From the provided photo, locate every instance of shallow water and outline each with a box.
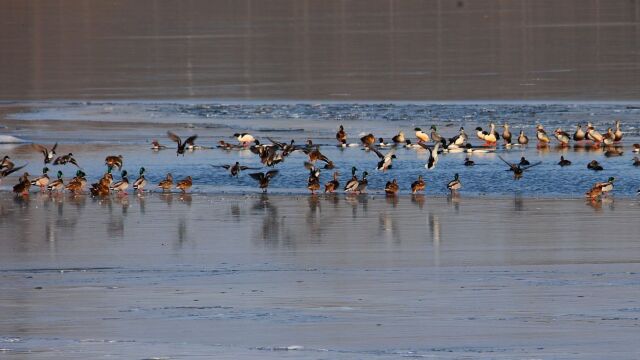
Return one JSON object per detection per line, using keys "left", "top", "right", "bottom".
{"left": 1, "top": 193, "right": 639, "bottom": 359}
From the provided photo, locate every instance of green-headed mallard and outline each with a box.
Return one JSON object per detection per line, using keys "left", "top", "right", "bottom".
{"left": 447, "top": 173, "right": 461, "bottom": 192}
{"left": 585, "top": 177, "right": 615, "bottom": 199}
{"left": 110, "top": 170, "right": 129, "bottom": 193}
{"left": 133, "top": 167, "right": 147, "bottom": 192}
{"left": 344, "top": 166, "right": 359, "bottom": 193}
{"left": 31, "top": 167, "right": 50, "bottom": 190}
{"left": 47, "top": 171, "right": 65, "bottom": 192}
{"left": 356, "top": 171, "right": 368, "bottom": 194}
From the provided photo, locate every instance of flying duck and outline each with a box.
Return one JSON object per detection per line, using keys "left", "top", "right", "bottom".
{"left": 216, "top": 162, "right": 259, "bottom": 177}
{"left": 32, "top": 143, "right": 57, "bottom": 164}
{"left": 53, "top": 153, "right": 79, "bottom": 167}
{"left": 369, "top": 146, "right": 396, "bottom": 171}
{"left": 420, "top": 142, "right": 440, "bottom": 170}
{"left": 498, "top": 155, "right": 542, "bottom": 179}
{"left": 167, "top": 131, "right": 198, "bottom": 155}
{"left": 249, "top": 170, "right": 279, "bottom": 192}
{"left": 105, "top": 155, "right": 123, "bottom": 170}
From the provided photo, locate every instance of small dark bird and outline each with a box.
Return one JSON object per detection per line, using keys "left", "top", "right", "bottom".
{"left": 336, "top": 125, "right": 347, "bottom": 145}
{"left": 587, "top": 160, "right": 604, "bottom": 171}
{"left": 249, "top": 170, "right": 279, "bottom": 192}
{"left": 53, "top": 153, "right": 79, "bottom": 167}
{"left": 167, "top": 131, "right": 198, "bottom": 156}
{"left": 633, "top": 156, "right": 640, "bottom": 167}
{"left": 498, "top": 155, "right": 542, "bottom": 179}
{"left": 307, "top": 166, "right": 321, "bottom": 194}
{"left": 519, "top": 157, "right": 530, "bottom": 166}
{"left": 464, "top": 157, "right": 475, "bottom": 166}
{"left": 558, "top": 156, "right": 572, "bottom": 167}
{"left": 215, "top": 162, "right": 259, "bottom": 177}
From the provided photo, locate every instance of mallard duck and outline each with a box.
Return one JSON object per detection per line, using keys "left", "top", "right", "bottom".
{"left": 267, "top": 137, "right": 297, "bottom": 156}
{"left": 411, "top": 175, "right": 425, "bottom": 193}
{"left": 384, "top": 179, "right": 399, "bottom": 195}
{"left": 421, "top": 142, "right": 440, "bottom": 170}
{"left": 176, "top": 176, "right": 192, "bottom": 193}
{"left": 464, "top": 157, "right": 475, "bottom": 166}
{"left": 31, "top": 143, "right": 58, "bottom": 164}
{"left": 502, "top": 123, "right": 512, "bottom": 144}
{"left": 158, "top": 173, "right": 173, "bottom": 191}
{"left": 447, "top": 173, "right": 461, "bottom": 192}
{"left": 519, "top": 157, "right": 530, "bottom": 166}
{"left": 249, "top": 170, "right": 278, "bottom": 192}
{"left": 336, "top": 125, "right": 347, "bottom": 145}
{"left": 392, "top": 131, "right": 405, "bottom": 145}
{"left": 632, "top": 156, "right": 640, "bottom": 167}
{"left": 518, "top": 130, "right": 529, "bottom": 145}
{"left": 105, "top": 155, "right": 123, "bottom": 170}
{"left": 215, "top": 162, "right": 258, "bottom": 177}
{"left": 31, "top": 167, "right": 50, "bottom": 190}
{"left": 307, "top": 166, "right": 321, "bottom": 194}
{"left": 414, "top": 128, "right": 430, "bottom": 143}
{"left": 585, "top": 177, "right": 615, "bottom": 199}
{"left": 47, "top": 170, "right": 65, "bottom": 192}
{"left": 53, "top": 153, "right": 79, "bottom": 167}
{"left": 344, "top": 166, "right": 359, "bottom": 192}
{"left": 587, "top": 160, "right": 603, "bottom": 171}
{"left": 303, "top": 147, "right": 331, "bottom": 165}
{"left": 151, "top": 139, "right": 167, "bottom": 150}
{"left": 0, "top": 155, "right": 13, "bottom": 171}
{"left": 554, "top": 128, "right": 571, "bottom": 146}
{"left": 430, "top": 125, "right": 443, "bottom": 144}
{"left": 217, "top": 140, "right": 241, "bottom": 150}
{"left": 0, "top": 159, "right": 25, "bottom": 181}
{"left": 602, "top": 128, "right": 615, "bottom": 146}
{"left": 614, "top": 120, "right": 623, "bottom": 142}
{"left": 133, "top": 167, "right": 147, "bottom": 192}
{"left": 90, "top": 176, "right": 111, "bottom": 197}
{"left": 167, "top": 131, "right": 198, "bottom": 155}
{"left": 558, "top": 156, "right": 572, "bottom": 166}
{"left": 360, "top": 133, "right": 375, "bottom": 147}
{"left": 234, "top": 133, "right": 255, "bottom": 146}
{"left": 369, "top": 146, "right": 396, "bottom": 171}
{"left": 324, "top": 171, "right": 340, "bottom": 193}
{"left": 110, "top": 170, "right": 129, "bottom": 193}
{"left": 13, "top": 172, "right": 31, "bottom": 195}
{"left": 65, "top": 170, "right": 86, "bottom": 194}
{"left": 573, "top": 124, "right": 585, "bottom": 141}
{"left": 536, "top": 125, "right": 550, "bottom": 146}
{"left": 355, "top": 171, "right": 369, "bottom": 194}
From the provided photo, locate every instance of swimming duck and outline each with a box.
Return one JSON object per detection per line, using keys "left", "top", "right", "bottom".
{"left": 151, "top": 139, "right": 167, "bottom": 150}
{"left": 217, "top": 140, "right": 242, "bottom": 150}
{"left": 464, "top": 157, "right": 475, "bottom": 166}
{"left": 558, "top": 156, "right": 572, "bottom": 166}
{"left": 411, "top": 175, "right": 425, "bottom": 193}
{"left": 602, "top": 128, "right": 615, "bottom": 146}
{"left": 430, "top": 125, "right": 443, "bottom": 144}
{"left": 12, "top": 172, "right": 31, "bottom": 195}
{"left": 633, "top": 144, "right": 640, "bottom": 153}
{"left": 536, "top": 125, "right": 550, "bottom": 146}
{"left": 414, "top": 128, "right": 430, "bottom": 143}
{"left": 53, "top": 153, "right": 79, "bottom": 167}
{"left": 110, "top": 170, "right": 129, "bottom": 194}
{"left": 249, "top": 170, "right": 278, "bottom": 192}
{"left": 585, "top": 177, "right": 615, "bottom": 199}
{"left": 105, "top": 155, "right": 123, "bottom": 170}
{"left": 360, "top": 133, "right": 376, "bottom": 147}
{"left": 133, "top": 167, "right": 147, "bottom": 192}
{"left": 392, "top": 131, "right": 405, "bottom": 145}
{"left": 421, "top": 142, "right": 440, "bottom": 170}
{"left": 404, "top": 139, "right": 422, "bottom": 149}
{"left": 336, "top": 125, "right": 347, "bottom": 145}
{"left": 31, "top": 167, "right": 50, "bottom": 190}
{"left": 447, "top": 173, "right": 461, "bottom": 192}
{"left": 47, "top": 171, "right": 65, "bottom": 192}
{"left": 307, "top": 166, "right": 321, "bottom": 194}
{"left": 158, "top": 173, "right": 174, "bottom": 191}
{"left": 216, "top": 162, "right": 258, "bottom": 177}
{"left": 384, "top": 179, "right": 399, "bottom": 195}
{"left": 518, "top": 130, "right": 529, "bottom": 145}
{"left": 632, "top": 156, "right": 640, "bottom": 167}
{"left": 587, "top": 160, "right": 603, "bottom": 171}
{"left": 573, "top": 124, "right": 586, "bottom": 141}
{"left": 604, "top": 147, "right": 623, "bottom": 157}
{"left": 519, "top": 157, "right": 530, "bottom": 166}
{"left": 234, "top": 133, "right": 256, "bottom": 147}
{"left": 502, "top": 123, "right": 512, "bottom": 144}
{"left": 32, "top": 143, "right": 57, "bottom": 164}
{"left": 554, "top": 128, "right": 571, "bottom": 147}
{"left": 344, "top": 167, "right": 359, "bottom": 193}
{"left": 369, "top": 146, "right": 396, "bottom": 171}
{"left": 377, "top": 138, "right": 391, "bottom": 148}
{"left": 355, "top": 171, "right": 369, "bottom": 194}
{"left": 167, "top": 131, "right": 198, "bottom": 155}
{"left": 176, "top": 176, "right": 192, "bottom": 193}
{"left": 324, "top": 171, "right": 340, "bottom": 193}
{"left": 614, "top": 120, "right": 623, "bottom": 142}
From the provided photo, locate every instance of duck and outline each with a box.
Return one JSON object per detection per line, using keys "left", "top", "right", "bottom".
{"left": 53, "top": 153, "right": 79, "bottom": 167}
{"left": 158, "top": 173, "right": 174, "bottom": 191}
{"left": 324, "top": 171, "right": 340, "bottom": 193}
{"left": 31, "top": 167, "right": 50, "bottom": 190}
{"left": 614, "top": 120, "right": 623, "bottom": 142}
{"left": 475, "top": 127, "right": 485, "bottom": 141}
{"left": 411, "top": 175, "right": 425, "bottom": 194}
{"left": 403, "top": 139, "right": 422, "bottom": 149}
{"left": 586, "top": 124, "right": 603, "bottom": 144}
{"left": 167, "top": 131, "right": 198, "bottom": 155}
{"left": 336, "top": 125, "right": 347, "bottom": 145}
{"left": 267, "top": 137, "right": 297, "bottom": 156}
{"left": 105, "top": 155, "right": 123, "bottom": 170}
{"left": 488, "top": 122, "right": 500, "bottom": 142}
{"left": 65, "top": 170, "right": 87, "bottom": 194}
{"left": 307, "top": 166, "right": 321, "bottom": 194}
{"left": 47, "top": 170, "right": 65, "bottom": 192}
{"left": 498, "top": 156, "right": 542, "bottom": 179}
{"left": 151, "top": 139, "right": 167, "bottom": 150}
{"left": 216, "top": 162, "right": 258, "bottom": 177}
{"left": 554, "top": 128, "right": 571, "bottom": 147}
{"left": 234, "top": 133, "right": 256, "bottom": 146}
{"left": 217, "top": 140, "right": 242, "bottom": 150}
{"left": 536, "top": 125, "right": 550, "bottom": 146}
{"left": 602, "top": 128, "right": 615, "bottom": 146}
{"left": 464, "top": 157, "right": 475, "bottom": 166}
{"left": 12, "top": 173, "right": 31, "bottom": 195}
{"left": 249, "top": 170, "right": 278, "bottom": 192}
{"left": 421, "top": 142, "right": 440, "bottom": 170}
{"left": 360, "top": 133, "right": 376, "bottom": 147}
{"left": 518, "top": 130, "right": 529, "bottom": 145}
{"left": 0, "top": 161, "right": 25, "bottom": 182}
{"left": 633, "top": 144, "right": 640, "bottom": 153}
{"left": 448, "top": 127, "right": 467, "bottom": 148}
{"left": 573, "top": 124, "right": 586, "bottom": 142}
{"left": 0, "top": 155, "right": 13, "bottom": 171}
{"left": 110, "top": 170, "right": 129, "bottom": 194}
{"left": 587, "top": 160, "right": 604, "bottom": 171}
{"left": 31, "top": 143, "right": 57, "bottom": 164}
{"left": 377, "top": 138, "right": 391, "bottom": 148}
{"left": 176, "top": 176, "right": 193, "bottom": 193}
{"left": 430, "top": 125, "right": 443, "bottom": 144}
{"left": 414, "top": 127, "right": 430, "bottom": 143}
{"left": 355, "top": 171, "right": 369, "bottom": 194}
{"left": 392, "top": 131, "right": 405, "bottom": 145}
{"left": 384, "top": 179, "right": 399, "bottom": 195}
{"left": 519, "top": 157, "right": 530, "bottom": 166}
{"left": 558, "top": 156, "right": 572, "bottom": 167}
{"left": 344, "top": 167, "right": 359, "bottom": 193}
{"left": 633, "top": 156, "right": 640, "bottom": 167}
{"left": 369, "top": 146, "right": 396, "bottom": 171}
{"left": 303, "top": 147, "right": 331, "bottom": 165}
{"left": 133, "top": 167, "right": 147, "bottom": 192}
{"left": 447, "top": 173, "right": 461, "bottom": 192}
{"left": 585, "top": 177, "right": 615, "bottom": 199}
{"left": 502, "top": 123, "right": 512, "bottom": 144}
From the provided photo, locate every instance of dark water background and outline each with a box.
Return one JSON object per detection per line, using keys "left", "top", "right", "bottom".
{"left": 2, "top": 0, "right": 640, "bottom": 100}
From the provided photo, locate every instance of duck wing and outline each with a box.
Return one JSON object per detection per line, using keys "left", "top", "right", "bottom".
{"left": 522, "top": 161, "right": 543, "bottom": 171}
{"left": 249, "top": 172, "right": 265, "bottom": 181}
{"left": 184, "top": 135, "right": 198, "bottom": 146}
{"left": 265, "top": 170, "right": 279, "bottom": 179}
{"left": 167, "top": 131, "right": 182, "bottom": 146}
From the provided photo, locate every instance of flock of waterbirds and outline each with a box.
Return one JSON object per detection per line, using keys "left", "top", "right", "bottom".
{"left": 2, "top": 121, "right": 640, "bottom": 200}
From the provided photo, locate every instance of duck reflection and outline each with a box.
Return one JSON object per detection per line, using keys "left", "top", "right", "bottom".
{"left": 447, "top": 193, "right": 461, "bottom": 212}
{"left": 179, "top": 193, "right": 193, "bottom": 206}
{"left": 411, "top": 194, "right": 425, "bottom": 209}
{"left": 159, "top": 192, "right": 173, "bottom": 206}
{"left": 385, "top": 194, "right": 399, "bottom": 207}
{"left": 379, "top": 211, "right": 400, "bottom": 244}
{"left": 251, "top": 194, "right": 281, "bottom": 247}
